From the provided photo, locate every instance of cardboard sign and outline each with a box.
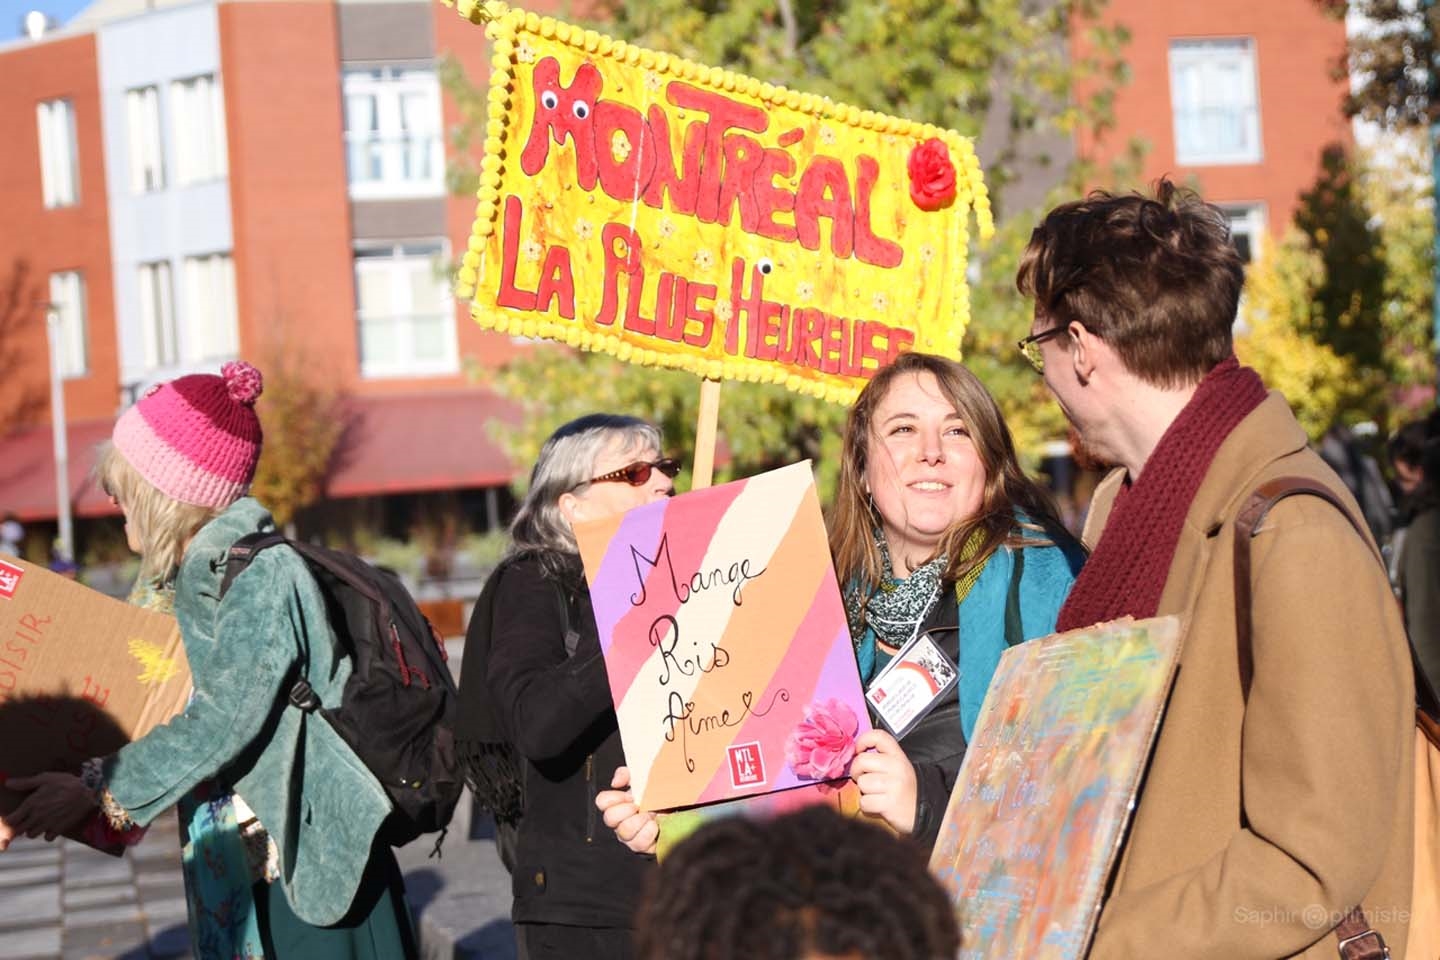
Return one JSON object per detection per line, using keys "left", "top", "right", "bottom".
{"left": 928, "top": 616, "right": 1182, "bottom": 960}
{"left": 0, "top": 560, "right": 191, "bottom": 830}
{"left": 574, "top": 461, "right": 870, "bottom": 811}
{"left": 453, "top": 5, "right": 993, "bottom": 404}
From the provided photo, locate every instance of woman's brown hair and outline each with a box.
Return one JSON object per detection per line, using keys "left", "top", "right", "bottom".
{"left": 828, "top": 352, "right": 1063, "bottom": 599}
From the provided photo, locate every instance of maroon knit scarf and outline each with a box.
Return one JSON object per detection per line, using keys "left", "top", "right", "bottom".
{"left": 1056, "top": 356, "right": 1268, "bottom": 631}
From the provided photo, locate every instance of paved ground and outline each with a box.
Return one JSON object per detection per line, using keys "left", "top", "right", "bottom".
{"left": 0, "top": 800, "right": 515, "bottom": 960}
{"left": 0, "top": 639, "right": 516, "bottom": 960}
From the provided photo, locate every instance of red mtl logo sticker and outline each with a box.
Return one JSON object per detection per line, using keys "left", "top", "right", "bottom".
{"left": 0, "top": 560, "right": 22, "bottom": 600}
{"left": 727, "top": 742, "right": 765, "bottom": 788}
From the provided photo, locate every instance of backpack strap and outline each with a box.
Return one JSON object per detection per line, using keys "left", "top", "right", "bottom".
{"left": 218, "top": 531, "right": 288, "bottom": 599}
{"left": 219, "top": 530, "right": 327, "bottom": 713}
{"left": 1234, "top": 475, "right": 1420, "bottom": 960}
{"left": 1003, "top": 545, "right": 1026, "bottom": 648}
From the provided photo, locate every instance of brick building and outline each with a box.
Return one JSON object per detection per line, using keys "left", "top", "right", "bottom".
{"left": 1073, "top": 0, "right": 1350, "bottom": 263}
{"left": 0, "top": 0, "right": 1354, "bottom": 558}
{"left": 0, "top": 0, "right": 533, "bottom": 560}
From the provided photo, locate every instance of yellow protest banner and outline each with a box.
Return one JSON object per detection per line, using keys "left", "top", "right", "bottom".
{"left": 453, "top": 3, "right": 993, "bottom": 404}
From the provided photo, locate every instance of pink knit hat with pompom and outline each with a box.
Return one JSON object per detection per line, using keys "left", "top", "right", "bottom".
{"left": 112, "top": 361, "right": 264, "bottom": 508}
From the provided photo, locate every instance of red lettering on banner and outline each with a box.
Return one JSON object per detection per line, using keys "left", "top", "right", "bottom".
{"left": 683, "top": 282, "right": 716, "bottom": 348}
{"left": 536, "top": 245, "right": 576, "bottom": 319}
{"left": 853, "top": 155, "right": 904, "bottom": 269}
{"left": 795, "top": 157, "right": 854, "bottom": 260}
{"left": 521, "top": 57, "right": 602, "bottom": 189}
{"left": 665, "top": 83, "right": 768, "bottom": 225}
{"left": 497, "top": 195, "right": 538, "bottom": 312}
{"left": 642, "top": 106, "right": 704, "bottom": 216}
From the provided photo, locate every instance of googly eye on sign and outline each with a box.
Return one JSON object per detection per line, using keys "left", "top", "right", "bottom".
{"left": 451, "top": 3, "right": 993, "bottom": 405}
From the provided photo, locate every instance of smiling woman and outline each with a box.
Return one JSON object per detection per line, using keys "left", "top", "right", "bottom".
{"left": 596, "top": 353, "right": 1087, "bottom": 858}
{"left": 826, "top": 351, "right": 1086, "bottom": 845}
{"left": 454, "top": 413, "right": 676, "bottom": 960}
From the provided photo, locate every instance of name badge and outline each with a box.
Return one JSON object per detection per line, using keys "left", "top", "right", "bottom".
{"left": 864, "top": 629, "right": 959, "bottom": 739}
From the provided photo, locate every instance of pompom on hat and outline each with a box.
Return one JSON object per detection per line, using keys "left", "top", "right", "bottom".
{"left": 112, "top": 360, "right": 264, "bottom": 509}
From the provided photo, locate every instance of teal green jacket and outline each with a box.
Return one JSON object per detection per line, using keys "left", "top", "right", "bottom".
{"left": 101, "top": 498, "right": 392, "bottom": 925}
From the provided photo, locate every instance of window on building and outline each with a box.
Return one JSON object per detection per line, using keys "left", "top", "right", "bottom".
{"left": 138, "top": 261, "right": 177, "bottom": 369}
{"left": 126, "top": 85, "right": 165, "bottom": 193}
{"left": 1169, "top": 38, "right": 1262, "bottom": 166}
{"left": 342, "top": 67, "right": 443, "bottom": 198}
{"left": 36, "top": 98, "right": 79, "bottom": 207}
{"left": 354, "top": 242, "right": 457, "bottom": 378}
{"left": 48, "top": 271, "right": 87, "bottom": 379}
{"left": 1221, "top": 204, "right": 1267, "bottom": 265}
{"left": 171, "top": 74, "right": 227, "bottom": 184}
{"left": 182, "top": 253, "right": 238, "bottom": 363}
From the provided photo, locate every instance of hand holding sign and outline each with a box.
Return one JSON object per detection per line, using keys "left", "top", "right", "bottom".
{"left": 575, "top": 462, "right": 870, "bottom": 811}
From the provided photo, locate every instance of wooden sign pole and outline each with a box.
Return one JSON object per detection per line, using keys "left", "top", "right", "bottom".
{"left": 690, "top": 378, "right": 722, "bottom": 490}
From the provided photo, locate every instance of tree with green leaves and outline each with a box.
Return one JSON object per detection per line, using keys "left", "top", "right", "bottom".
{"left": 1317, "top": 0, "right": 1439, "bottom": 130}
{"left": 1239, "top": 134, "right": 1434, "bottom": 431}
{"left": 449, "top": 0, "right": 1132, "bottom": 485}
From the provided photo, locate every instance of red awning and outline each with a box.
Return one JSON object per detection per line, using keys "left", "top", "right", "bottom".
{"left": 325, "top": 390, "right": 521, "bottom": 498}
{"left": 0, "top": 418, "right": 119, "bottom": 523}
{"left": 0, "top": 390, "right": 521, "bottom": 522}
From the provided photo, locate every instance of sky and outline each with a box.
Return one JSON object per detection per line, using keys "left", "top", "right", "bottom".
{"left": 1, "top": 0, "right": 89, "bottom": 40}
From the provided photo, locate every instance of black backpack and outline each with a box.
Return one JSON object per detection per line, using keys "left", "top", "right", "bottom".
{"left": 219, "top": 531, "right": 463, "bottom": 848}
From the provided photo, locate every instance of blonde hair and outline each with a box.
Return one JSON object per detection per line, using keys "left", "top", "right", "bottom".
{"left": 96, "top": 443, "right": 226, "bottom": 585}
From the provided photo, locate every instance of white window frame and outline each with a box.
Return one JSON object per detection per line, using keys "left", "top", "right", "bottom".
{"left": 182, "top": 253, "right": 239, "bottom": 364}
{"left": 1221, "top": 203, "right": 1268, "bottom": 265}
{"left": 138, "top": 260, "right": 178, "bottom": 369}
{"left": 126, "top": 85, "right": 165, "bottom": 194}
{"left": 354, "top": 241, "right": 458, "bottom": 379}
{"left": 48, "top": 271, "right": 87, "bottom": 379}
{"left": 36, "top": 98, "right": 79, "bottom": 208}
{"left": 170, "top": 74, "right": 228, "bottom": 185}
{"left": 1168, "top": 38, "right": 1263, "bottom": 166}
{"left": 342, "top": 66, "right": 444, "bottom": 199}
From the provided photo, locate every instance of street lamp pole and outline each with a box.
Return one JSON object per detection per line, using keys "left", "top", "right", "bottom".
{"left": 45, "top": 303, "right": 72, "bottom": 565}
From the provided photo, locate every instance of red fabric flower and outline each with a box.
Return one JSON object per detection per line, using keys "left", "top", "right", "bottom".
{"left": 785, "top": 698, "right": 859, "bottom": 781}
{"left": 907, "top": 138, "right": 957, "bottom": 211}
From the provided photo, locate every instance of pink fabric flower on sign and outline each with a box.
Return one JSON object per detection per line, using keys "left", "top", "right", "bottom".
{"left": 907, "top": 137, "right": 957, "bottom": 211}
{"left": 785, "top": 698, "right": 859, "bottom": 781}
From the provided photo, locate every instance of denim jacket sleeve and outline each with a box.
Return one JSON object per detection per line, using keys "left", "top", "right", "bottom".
{"left": 101, "top": 547, "right": 299, "bottom": 825}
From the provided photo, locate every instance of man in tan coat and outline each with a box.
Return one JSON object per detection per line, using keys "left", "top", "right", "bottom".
{"left": 1016, "top": 181, "right": 1415, "bottom": 958}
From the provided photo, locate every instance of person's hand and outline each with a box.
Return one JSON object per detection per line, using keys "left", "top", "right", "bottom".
{"left": 850, "top": 729, "right": 918, "bottom": 834}
{"left": 5, "top": 773, "right": 98, "bottom": 841}
{"left": 0, "top": 816, "right": 15, "bottom": 851}
{"left": 596, "top": 766, "right": 659, "bottom": 855}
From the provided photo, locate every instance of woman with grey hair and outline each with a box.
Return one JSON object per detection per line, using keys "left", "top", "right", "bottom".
{"left": 455, "top": 413, "right": 677, "bottom": 960}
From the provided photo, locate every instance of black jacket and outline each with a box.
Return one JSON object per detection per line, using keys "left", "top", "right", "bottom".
{"left": 891, "top": 587, "right": 967, "bottom": 851}
{"left": 482, "top": 555, "right": 654, "bottom": 928}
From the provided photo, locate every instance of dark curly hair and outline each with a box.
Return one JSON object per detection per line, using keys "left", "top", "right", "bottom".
{"left": 634, "top": 807, "right": 958, "bottom": 960}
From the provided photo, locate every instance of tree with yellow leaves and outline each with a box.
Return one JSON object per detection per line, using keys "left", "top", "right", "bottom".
{"left": 249, "top": 351, "right": 350, "bottom": 531}
{"left": 1235, "top": 231, "right": 1356, "bottom": 442}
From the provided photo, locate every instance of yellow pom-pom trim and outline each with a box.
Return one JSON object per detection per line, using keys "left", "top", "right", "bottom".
{"left": 449, "top": 10, "right": 991, "bottom": 407}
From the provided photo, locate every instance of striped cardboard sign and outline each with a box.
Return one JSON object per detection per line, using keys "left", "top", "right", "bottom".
{"left": 574, "top": 461, "right": 869, "bottom": 811}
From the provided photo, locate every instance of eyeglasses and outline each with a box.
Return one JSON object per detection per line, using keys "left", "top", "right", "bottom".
{"left": 1016, "top": 326, "right": 1069, "bottom": 374}
{"left": 586, "top": 458, "right": 681, "bottom": 487}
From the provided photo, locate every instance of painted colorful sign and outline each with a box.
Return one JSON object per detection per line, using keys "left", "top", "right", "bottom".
{"left": 928, "top": 616, "right": 1182, "bottom": 960}
{"left": 573, "top": 461, "right": 870, "bottom": 811}
{"left": 451, "top": 2, "right": 992, "bottom": 404}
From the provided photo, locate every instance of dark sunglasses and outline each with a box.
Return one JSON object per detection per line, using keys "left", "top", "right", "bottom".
{"left": 587, "top": 458, "right": 681, "bottom": 487}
